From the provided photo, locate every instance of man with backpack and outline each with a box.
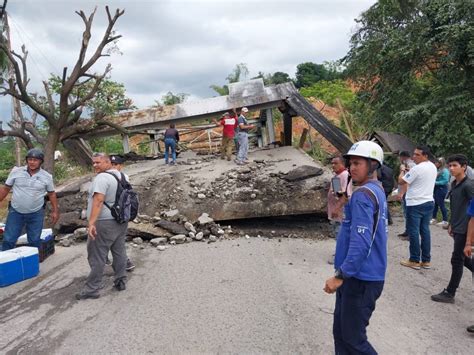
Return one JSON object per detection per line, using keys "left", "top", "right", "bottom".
{"left": 76, "top": 153, "right": 132, "bottom": 300}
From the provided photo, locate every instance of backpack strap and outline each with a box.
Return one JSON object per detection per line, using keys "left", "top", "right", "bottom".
{"left": 100, "top": 172, "right": 121, "bottom": 211}
{"left": 355, "top": 183, "right": 382, "bottom": 254}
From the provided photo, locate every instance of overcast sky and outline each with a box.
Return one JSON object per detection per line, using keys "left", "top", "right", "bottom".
{"left": 1, "top": 0, "right": 375, "bottom": 120}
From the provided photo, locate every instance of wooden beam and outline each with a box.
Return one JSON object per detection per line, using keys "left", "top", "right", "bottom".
{"left": 298, "top": 128, "right": 309, "bottom": 149}
{"left": 283, "top": 112, "right": 292, "bottom": 146}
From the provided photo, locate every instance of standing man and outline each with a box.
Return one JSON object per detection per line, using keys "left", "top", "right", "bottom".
{"left": 399, "top": 146, "right": 437, "bottom": 270}
{"left": 397, "top": 151, "right": 416, "bottom": 238}
{"left": 164, "top": 123, "right": 179, "bottom": 165}
{"left": 324, "top": 140, "right": 388, "bottom": 354}
{"left": 214, "top": 112, "right": 238, "bottom": 161}
{"left": 327, "top": 155, "right": 352, "bottom": 264}
{"left": 377, "top": 162, "right": 395, "bottom": 225}
{"left": 463, "top": 197, "right": 474, "bottom": 333}
{"left": 431, "top": 154, "right": 473, "bottom": 303}
{"left": 235, "top": 107, "right": 255, "bottom": 165}
{"left": 76, "top": 153, "right": 128, "bottom": 300}
{"left": 0, "top": 149, "right": 59, "bottom": 251}
{"left": 108, "top": 154, "right": 135, "bottom": 271}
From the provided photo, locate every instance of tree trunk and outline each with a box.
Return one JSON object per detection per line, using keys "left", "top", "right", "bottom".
{"left": 42, "top": 129, "right": 60, "bottom": 173}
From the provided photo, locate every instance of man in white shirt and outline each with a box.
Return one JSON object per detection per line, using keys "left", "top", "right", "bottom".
{"left": 398, "top": 146, "right": 437, "bottom": 270}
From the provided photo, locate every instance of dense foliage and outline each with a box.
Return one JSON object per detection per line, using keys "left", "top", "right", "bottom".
{"left": 344, "top": 0, "right": 474, "bottom": 160}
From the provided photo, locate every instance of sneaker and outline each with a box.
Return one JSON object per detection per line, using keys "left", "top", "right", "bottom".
{"left": 420, "top": 261, "right": 431, "bottom": 269}
{"left": 431, "top": 289, "right": 455, "bottom": 304}
{"left": 436, "top": 221, "right": 448, "bottom": 227}
{"left": 75, "top": 292, "right": 100, "bottom": 300}
{"left": 114, "top": 280, "right": 126, "bottom": 291}
{"left": 126, "top": 259, "right": 135, "bottom": 272}
{"left": 467, "top": 325, "right": 474, "bottom": 333}
{"left": 430, "top": 219, "right": 437, "bottom": 225}
{"left": 400, "top": 259, "right": 421, "bottom": 270}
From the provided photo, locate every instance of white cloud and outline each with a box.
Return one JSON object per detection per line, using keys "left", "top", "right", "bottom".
{"left": 1, "top": 0, "right": 375, "bottom": 118}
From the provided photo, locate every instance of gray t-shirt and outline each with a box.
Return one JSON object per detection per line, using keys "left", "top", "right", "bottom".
{"left": 5, "top": 166, "right": 55, "bottom": 213}
{"left": 87, "top": 169, "right": 121, "bottom": 221}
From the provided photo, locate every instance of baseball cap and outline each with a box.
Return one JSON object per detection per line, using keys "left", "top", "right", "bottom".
{"left": 110, "top": 155, "right": 125, "bottom": 164}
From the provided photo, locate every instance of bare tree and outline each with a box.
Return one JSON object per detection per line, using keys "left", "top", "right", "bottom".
{"left": 0, "top": 6, "right": 126, "bottom": 172}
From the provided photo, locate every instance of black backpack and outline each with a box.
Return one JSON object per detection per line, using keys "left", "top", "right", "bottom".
{"left": 103, "top": 172, "right": 139, "bottom": 224}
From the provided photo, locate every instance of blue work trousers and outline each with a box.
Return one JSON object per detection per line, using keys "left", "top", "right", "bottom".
{"left": 333, "top": 277, "right": 384, "bottom": 354}
{"left": 164, "top": 138, "right": 176, "bottom": 164}
{"left": 432, "top": 185, "right": 448, "bottom": 221}
{"left": 2, "top": 206, "right": 45, "bottom": 251}
{"left": 237, "top": 132, "right": 249, "bottom": 162}
{"left": 406, "top": 201, "right": 434, "bottom": 262}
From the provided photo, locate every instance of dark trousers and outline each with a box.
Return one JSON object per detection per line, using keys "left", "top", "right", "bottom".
{"left": 333, "top": 278, "right": 384, "bottom": 355}
{"left": 446, "top": 233, "right": 473, "bottom": 295}
{"left": 432, "top": 185, "right": 448, "bottom": 221}
{"left": 384, "top": 192, "right": 392, "bottom": 224}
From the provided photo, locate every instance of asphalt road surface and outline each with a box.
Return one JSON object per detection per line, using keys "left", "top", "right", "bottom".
{"left": 1, "top": 216, "right": 473, "bottom": 354}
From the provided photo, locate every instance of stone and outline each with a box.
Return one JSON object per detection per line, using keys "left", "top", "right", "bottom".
{"left": 186, "top": 237, "right": 193, "bottom": 243}
{"left": 188, "top": 232, "right": 195, "bottom": 239}
{"left": 250, "top": 193, "right": 257, "bottom": 199}
{"left": 197, "top": 193, "right": 206, "bottom": 199}
{"left": 170, "top": 234, "right": 186, "bottom": 244}
{"left": 127, "top": 223, "right": 172, "bottom": 240}
{"left": 217, "top": 229, "right": 225, "bottom": 235}
{"left": 155, "top": 220, "right": 189, "bottom": 235}
{"left": 197, "top": 213, "right": 214, "bottom": 225}
{"left": 208, "top": 235, "right": 217, "bottom": 242}
{"left": 80, "top": 209, "right": 87, "bottom": 220}
{"left": 157, "top": 245, "right": 166, "bottom": 251}
{"left": 137, "top": 214, "right": 152, "bottom": 222}
{"left": 150, "top": 237, "right": 168, "bottom": 246}
{"left": 194, "top": 232, "right": 204, "bottom": 241}
{"left": 282, "top": 165, "right": 324, "bottom": 182}
{"left": 60, "top": 239, "right": 72, "bottom": 247}
{"left": 133, "top": 237, "right": 144, "bottom": 245}
{"left": 184, "top": 222, "right": 196, "bottom": 233}
{"left": 73, "top": 227, "right": 88, "bottom": 241}
{"left": 162, "top": 209, "right": 180, "bottom": 219}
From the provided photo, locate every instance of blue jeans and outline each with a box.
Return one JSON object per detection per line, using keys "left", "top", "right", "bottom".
{"left": 2, "top": 206, "right": 45, "bottom": 251}
{"left": 333, "top": 278, "right": 384, "bottom": 354}
{"left": 406, "top": 201, "right": 434, "bottom": 262}
{"left": 432, "top": 185, "right": 448, "bottom": 221}
{"left": 164, "top": 138, "right": 176, "bottom": 163}
{"left": 237, "top": 132, "right": 249, "bottom": 162}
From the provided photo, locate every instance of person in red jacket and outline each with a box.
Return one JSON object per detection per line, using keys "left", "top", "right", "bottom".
{"left": 215, "top": 112, "right": 238, "bottom": 161}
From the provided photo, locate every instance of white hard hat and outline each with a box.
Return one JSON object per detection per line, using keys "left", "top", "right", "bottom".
{"left": 344, "top": 140, "right": 384, "bottom": 165}
{"left": 241, "top": 107, "right": 249, "bottom": 113}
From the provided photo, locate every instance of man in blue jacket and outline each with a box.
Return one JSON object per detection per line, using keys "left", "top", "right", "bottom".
{"left": 324, "top": 140, "right": 388, "bottom": 355}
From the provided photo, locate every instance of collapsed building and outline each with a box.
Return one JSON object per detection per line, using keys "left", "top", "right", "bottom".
{"left": 56, "top": 79, "right": 357, "bottom": 234}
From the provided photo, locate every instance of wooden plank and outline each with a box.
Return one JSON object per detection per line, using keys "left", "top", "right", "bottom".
{"left": 283, "top": 112, "right": 292, "bottom": 146}
{"left": 285, "top": 91, "right": 353, "bottom": 153}
{"left": 299, "top": 128, "right": 309, "bottom": 149}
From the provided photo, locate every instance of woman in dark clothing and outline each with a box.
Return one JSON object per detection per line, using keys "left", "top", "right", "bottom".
{"left": 164, "top": 123, "right": 179, "bottom": 165}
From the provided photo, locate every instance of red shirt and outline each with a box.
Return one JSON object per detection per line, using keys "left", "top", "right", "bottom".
{"left": 220, "top": 115, "right": 238, "bottom": 138}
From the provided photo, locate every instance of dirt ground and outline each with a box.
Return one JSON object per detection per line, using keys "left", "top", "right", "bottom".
{"left": 0, "top": 213, "right": 473, "bottom": 354}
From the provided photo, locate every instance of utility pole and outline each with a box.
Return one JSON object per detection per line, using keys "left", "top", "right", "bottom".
{"left": 1, "top": 0, "right": 22, "bottom": 166}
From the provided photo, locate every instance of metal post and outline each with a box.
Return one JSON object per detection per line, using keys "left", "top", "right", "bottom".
{"left": 122, "top": 134, "right": 130, "bottom": 153}
{"left": 266, "top": 108, "right": 275, "bottom": 144}
{"left": 283, "top": 112, "right": 292, "bottom": 146}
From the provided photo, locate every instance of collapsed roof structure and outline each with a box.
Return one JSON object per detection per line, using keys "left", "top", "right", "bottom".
{"left": 65, "top": 79, "right": 353, "bottom": 164}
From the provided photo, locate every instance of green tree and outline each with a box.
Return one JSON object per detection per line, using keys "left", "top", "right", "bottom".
{"left": 344, "top": 0, "right": 474, "bottom": 160}
{"left": 154, "top": 91, "right": 188, "bottom": 106}
{"left": 210, "top": 63, "right": 249, "bottom": 96}
{"left": 0, "top": 6, "right": 128, "bottom": 172}
{"left": 300, "top": 79, "right": 355, "bottom": 107}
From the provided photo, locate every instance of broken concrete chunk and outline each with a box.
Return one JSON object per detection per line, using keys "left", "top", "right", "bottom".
{"left": 197, "top": 193, "right": 206, "bottom": 199}
{"left": 170, "top": 234, "right": 186, "bottom": 244}
{"left": 162, "top": 209, "right": 180, "bottom": 218}
{"left": 155, "top": 220, "right": 189, "bottom": 235}
{"left": 157, "top": 245, "right": 166, "bottom": 251}
{"left": 194, "top": 232, "right": 204, "bottom": 241}
{"left": 208, "top": 235, "right": 217, "bottom": 243}
{"left": 73, "top": 227, "right": 88, "bottom": 241}
{"left": 184, "top": 222, "right": 196, "bottom": 233}
{"left": 132, "top": 237, "right": 144, "bottom": 245}
{"left": 60, "top": 238, "right": 72, "bottom": 247}
{"left": 150, "top": 237, "right": 168, "bottom": 246}
{"left": 282, "top": 165, "right": 324, "bottom": 182}
{"left": 188, "top": 232, "right": 195, "bottom": 239}
{"left": 198, "top": 213, "right": 214, "bottom": 225}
